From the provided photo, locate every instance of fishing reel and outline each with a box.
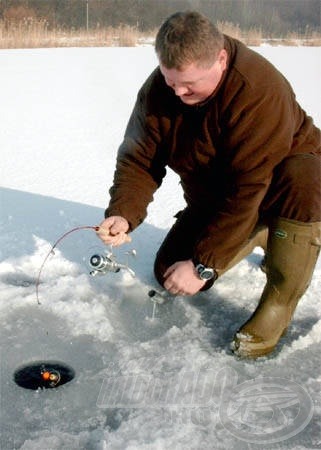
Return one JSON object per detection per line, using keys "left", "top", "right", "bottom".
{"left": 88, "top": 249, "right": 135, "bottom": 277}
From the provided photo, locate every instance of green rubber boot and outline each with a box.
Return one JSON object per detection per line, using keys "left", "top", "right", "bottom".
{"left": 232, "top": 218, "right": 321, "bottom": 358}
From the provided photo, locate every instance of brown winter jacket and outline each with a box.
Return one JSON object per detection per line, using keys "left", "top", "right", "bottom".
{"left": 106, "top": 36, "right": 321, "bottom": 269}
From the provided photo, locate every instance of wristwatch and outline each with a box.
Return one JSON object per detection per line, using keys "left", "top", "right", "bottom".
{"left": 195, "top": 263, "right": 217, "bottom": 281}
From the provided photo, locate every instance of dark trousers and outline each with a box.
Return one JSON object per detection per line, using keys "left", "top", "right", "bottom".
{"left": 154, "top": 154, "right": 321, "bottom": 285}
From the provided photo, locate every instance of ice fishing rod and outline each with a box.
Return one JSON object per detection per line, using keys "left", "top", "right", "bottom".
{"left": 35, "top": 225, "right": 133, "bottom": 305}
{"left": 22, "top": 226, "right": 135, "bottom": 392}
{"left": 35, "top": 225, "right": 170, "bottom": 318}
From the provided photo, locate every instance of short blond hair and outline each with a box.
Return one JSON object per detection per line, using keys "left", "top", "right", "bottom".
{"left": 155, "top": 11, "right": 224, "bottom": 69}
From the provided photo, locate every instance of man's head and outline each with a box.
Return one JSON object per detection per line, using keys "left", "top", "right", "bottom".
{"left": 155, "top": 11, "right": 227, "bottom": 105}
{"left": 155, "top": 11, "right": 224, "bottom": 69}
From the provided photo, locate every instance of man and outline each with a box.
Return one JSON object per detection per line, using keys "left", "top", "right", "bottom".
{"left": 98, "top": 11, "right": 321, "bottom": 358}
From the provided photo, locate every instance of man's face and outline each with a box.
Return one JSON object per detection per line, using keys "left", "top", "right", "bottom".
{"left": 159, "top": 49, "right": 227, "bottom": 105}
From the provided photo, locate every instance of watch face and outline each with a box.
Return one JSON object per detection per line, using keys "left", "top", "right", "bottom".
{"left": 200, "top": 268, "right": 214, "bottom": 280}
{"left": 196, "top": 264, "right": 214, "bottom": 280}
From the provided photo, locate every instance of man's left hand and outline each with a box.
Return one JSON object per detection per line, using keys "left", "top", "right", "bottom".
{"left": 163, "top": 259, "right": 206, "bottom": 296}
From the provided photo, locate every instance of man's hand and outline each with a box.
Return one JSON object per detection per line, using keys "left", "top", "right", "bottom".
{"left": 163, "top": 259, "right": 206, "bottom": 296}
{"left": 97, "top": 216, "right": 130, "bottom": 246}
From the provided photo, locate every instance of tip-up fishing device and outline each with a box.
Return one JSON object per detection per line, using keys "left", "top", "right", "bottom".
{"left": 148, "top": 289, "right": 172, "bottom": 319}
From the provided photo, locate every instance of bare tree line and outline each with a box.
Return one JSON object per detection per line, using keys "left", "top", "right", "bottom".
{"left": 0, "top": 0, "right": 320, "bottom": 36}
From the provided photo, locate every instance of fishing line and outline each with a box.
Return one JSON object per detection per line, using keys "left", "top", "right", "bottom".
{"left": 35, "top": 225, "right": 99, "bottom": 304}
{"left": 15, "top": 225, "right": 136, "bottom": 390}
{"left": 14, "top": 226, "right": 98, "bottom": 390}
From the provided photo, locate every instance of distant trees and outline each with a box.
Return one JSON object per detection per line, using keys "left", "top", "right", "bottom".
{"left": 0, "top": 0, "right": 319, "bottom": 35}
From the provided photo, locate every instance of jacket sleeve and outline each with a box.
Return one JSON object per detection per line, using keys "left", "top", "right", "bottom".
{"left": 105, "top": 80, "right": 168, "bottom": 230}
{"left": 193, "top": 82, "right": 300, "bottom": 269}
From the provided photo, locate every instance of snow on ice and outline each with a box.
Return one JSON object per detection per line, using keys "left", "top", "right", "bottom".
{"left": 0, "top": 45, "right": 320, "bottom": 449}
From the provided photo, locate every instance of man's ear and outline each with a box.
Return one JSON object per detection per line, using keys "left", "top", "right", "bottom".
{"left": 218, "top": 49, "right": 228, "bottom": 71}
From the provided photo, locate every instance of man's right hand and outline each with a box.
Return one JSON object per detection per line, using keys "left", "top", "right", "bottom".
{"left": 97, "top": 216, "right": 130, "bottom": 246}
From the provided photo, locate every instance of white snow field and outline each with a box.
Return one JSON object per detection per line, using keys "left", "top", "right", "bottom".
{"left": 0, "top": 45, "right": 320, "bottom": 449}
